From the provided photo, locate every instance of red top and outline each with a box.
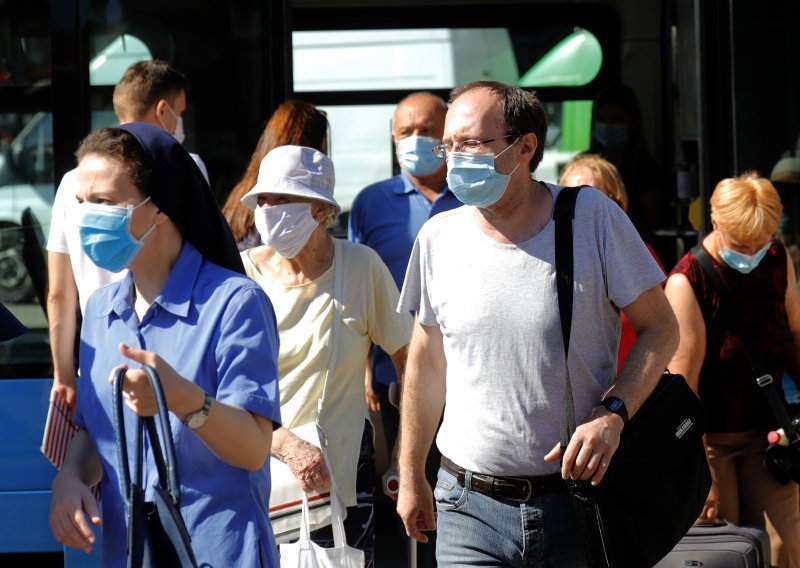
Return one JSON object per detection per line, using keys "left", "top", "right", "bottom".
{"left": 670, "top": 240, "right": 792, "bottom": 432}
{"left": 617, "top": 242, "right": 666, "bottom": 371}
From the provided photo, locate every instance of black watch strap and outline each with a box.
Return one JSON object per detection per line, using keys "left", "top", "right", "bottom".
{"left": 600, "top": 396, "right": 629, "bottom": 426}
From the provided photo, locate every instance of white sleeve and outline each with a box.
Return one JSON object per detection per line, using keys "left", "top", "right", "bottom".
{"left": 46, "top": 169, "right": 77, "bottom": 254}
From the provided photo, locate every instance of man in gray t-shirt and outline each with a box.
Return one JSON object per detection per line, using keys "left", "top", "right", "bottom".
{"left": 394, "top": 81, "right": 679, "bottom": 567}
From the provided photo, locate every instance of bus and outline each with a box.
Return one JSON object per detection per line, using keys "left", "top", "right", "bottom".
{"left": 0, "top": 0, "right": 798, "bottom": 564}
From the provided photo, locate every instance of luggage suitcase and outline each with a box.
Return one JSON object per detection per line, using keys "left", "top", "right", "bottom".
{"left": 654, "top": 520, "right": 771, "bottom": 568}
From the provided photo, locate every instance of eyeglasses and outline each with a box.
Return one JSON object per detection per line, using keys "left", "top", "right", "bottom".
{"left": 432, "top": 135, "right": 514, "bottom": 159}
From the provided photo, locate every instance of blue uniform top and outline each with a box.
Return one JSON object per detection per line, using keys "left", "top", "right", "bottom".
{"left": 348, "top": 171, "right": 462, "bottom": 385}
{"left": 75, "top": 241, "right": 281, "bottom": 567}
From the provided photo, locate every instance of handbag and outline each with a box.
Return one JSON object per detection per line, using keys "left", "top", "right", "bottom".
{"left": 692, "top": 245, "right": 800, "bottom": 484}
{"left": 112, "top": 365, "right": 198, "bottom": 568}
{"left": 553, "top": 185, "right": 711, "bottom": 568}
{"left": 270, "top": 239, "right": 343, "bottom": 543}
{"left": 279, "top": 423, "right": 364, "bottom": 568}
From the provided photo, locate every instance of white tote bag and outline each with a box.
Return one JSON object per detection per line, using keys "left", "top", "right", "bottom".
{"left": 279, "top": 421, "right": 364, "bottom": 568}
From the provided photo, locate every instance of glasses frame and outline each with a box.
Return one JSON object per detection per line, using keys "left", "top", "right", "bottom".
{"left": 432, "top": 134, "right": 514, "bottom": 158}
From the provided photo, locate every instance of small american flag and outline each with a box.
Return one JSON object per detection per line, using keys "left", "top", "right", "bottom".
{"left": 40, "top": 393, "right": 78, "bottom": 469}
{"left": 40, "top": 392, "right": 100, "bottom": 499}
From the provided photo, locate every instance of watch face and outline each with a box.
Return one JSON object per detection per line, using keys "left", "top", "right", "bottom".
{"left": 187, "top": 413, "right": 207, "bottom": 429}
{"left": 606, "top": 398, "right": 623, "bottom": 412}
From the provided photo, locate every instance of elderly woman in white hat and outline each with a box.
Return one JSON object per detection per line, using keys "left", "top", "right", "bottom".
{"left": 240, "top": 145, "right": 412, "bottom": 562}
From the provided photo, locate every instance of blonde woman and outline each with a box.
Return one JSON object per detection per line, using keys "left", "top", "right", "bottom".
{"left": 665, "top": 171, "right": 800, "bottom": 568}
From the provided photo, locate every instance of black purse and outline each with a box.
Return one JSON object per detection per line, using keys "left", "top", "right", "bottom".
{"left": 112, "top": 365, "right": 199, "bottom": 568}
{"left": 554, "top": 186, "right": 711, "bottom": 568}
{"left": 692, "top": 245, "right": 800, "bottom": 484}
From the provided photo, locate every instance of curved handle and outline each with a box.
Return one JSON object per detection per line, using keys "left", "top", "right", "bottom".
{"left": 111, "top": 365, "right": 182, "bottom": 507}
{"left": 141, "top": 364, "right": 182, "bottom": 506}
{"left": 112, "top": 367, "right": 132, "bottom": 508}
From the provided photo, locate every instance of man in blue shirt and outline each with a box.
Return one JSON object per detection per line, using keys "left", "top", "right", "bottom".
{"left": 348, "top": 91, "right": 461, "bottom": 567}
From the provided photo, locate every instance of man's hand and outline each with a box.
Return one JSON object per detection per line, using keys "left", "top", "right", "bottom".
{"left": 543, "top": 407, "right": 623, "bottom": 485}
{"left": 396, "top": 476, "right": 436, "bottom": 543}
{"left": 49, "top": 470, "right": 101, "bottom": 554}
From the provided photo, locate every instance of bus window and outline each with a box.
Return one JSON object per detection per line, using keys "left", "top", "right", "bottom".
{"left": 293, "top": 25, "right": 605, "bottom": 214}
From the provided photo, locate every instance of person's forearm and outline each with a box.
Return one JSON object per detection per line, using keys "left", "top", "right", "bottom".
{"left": 59, "top": 430, "right": 103, "bottom": 488}
{"left": 608, "top": 320, "right": 679, "bottom": 416}
{"left": 398, "top": 335, "right": 445, "bottom": 484}
{"left": 47, "top": 253, "right": 79, "bottom": 384}
{"left": 169, "top": 379, "right": 273, "bottom": 472}
{"left": 390, "top": 344, "right": 409, "bottom": 385}
{"left": 47, "top": 290, "right": 78, "bottom": 382}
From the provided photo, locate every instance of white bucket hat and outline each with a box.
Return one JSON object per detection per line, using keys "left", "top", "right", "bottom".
{"left": 240, "top": 145, "right": 339, "bottom": 215}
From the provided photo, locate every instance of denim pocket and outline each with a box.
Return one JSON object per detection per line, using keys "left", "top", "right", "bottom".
{"left": 433, "top": 468, "right": 468, "bottom": 511}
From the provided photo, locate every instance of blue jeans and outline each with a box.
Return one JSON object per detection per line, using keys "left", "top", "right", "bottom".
{"left": 434, "top": 467, "right": 589, "bottom": 567}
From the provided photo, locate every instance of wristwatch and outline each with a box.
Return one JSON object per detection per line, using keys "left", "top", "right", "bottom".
{"left": 183, "top": 393, "right": 213, "bottom": 430}
{"left": 600, "top": 396, "right": 629, "bottom": 426}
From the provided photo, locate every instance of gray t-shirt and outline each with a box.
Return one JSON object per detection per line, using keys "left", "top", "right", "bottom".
{"left": 398, "top": 184, "right": 665, "bottom": 476}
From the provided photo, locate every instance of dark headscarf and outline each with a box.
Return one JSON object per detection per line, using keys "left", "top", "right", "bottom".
{"left": 0, "top": 302, "right": 26, "bottom": 341}
{"left": 118, "top": 122, "right": 245, "bottom": 275}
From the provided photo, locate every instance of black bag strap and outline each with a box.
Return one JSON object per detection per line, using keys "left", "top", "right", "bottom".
{"left": 553, "top": 186, "right": 613, "bottom": 568}
{"left": 554, "top": 185, "right": 581, "bottom": 452}
{"left": 113, "top": 365, "right": 183, "bottom": 510}
{"left": 691, "top": 245, "right": 799, "bottom": 442}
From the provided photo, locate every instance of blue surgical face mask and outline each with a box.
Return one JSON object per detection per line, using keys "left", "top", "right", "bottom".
{"left": 396, "top": 135, "right": 443, "bottom": 176}
{"left": 718, "top": 238, "right": 771, "bottom": 274}
{"left": 78, "top": 196, "right": 156, "bottom": 272}
{"left": 593, "top": 122, "right": 628, "bottom": 149}
{"left": 445, "top": 139, "right": 520, "bottom": 208}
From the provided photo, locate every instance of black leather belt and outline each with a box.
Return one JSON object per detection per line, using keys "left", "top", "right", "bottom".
{"left": 440, "top": 455, "right": 565, "bottom": 503}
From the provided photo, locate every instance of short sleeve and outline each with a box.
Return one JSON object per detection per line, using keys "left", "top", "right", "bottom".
{"left": 214, "top": 286, "right": 282, "bottom": 426}
{"left": 397, "top": 235, "right": 437, "bottom": 326}
{"left": 46, "top": 170, "right": 76, "bottom": 254}
{"left": 365, "top": 251, "right": 412, "bottom": 355}
{"left": 599, "top": 197, "right": 666, "bottom": 308}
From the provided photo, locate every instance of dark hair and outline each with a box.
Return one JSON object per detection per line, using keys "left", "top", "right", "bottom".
{"left": 449, "top": 81, "right": 548, "bottom": 173}
{"left": 75, "top": 128, "right": 153, "bottom": 194}
{"left": 222, "top": 99, "right": 329, "bottom": 243}
{"left": 113, "top": 59, "right": 188, "bottom": 121}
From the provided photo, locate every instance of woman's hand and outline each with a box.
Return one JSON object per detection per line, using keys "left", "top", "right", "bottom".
{"left": 281, "top": 435, "right": 332, "bottom": 493}
{"left": 49, "top": 470, "right": 101, "bottom": 554}
{"left": 110, "top": 343, "right": 201, "bottom": 420}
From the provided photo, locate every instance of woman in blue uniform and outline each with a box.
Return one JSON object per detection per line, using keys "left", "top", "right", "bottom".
{"left": 48, "top": 123, "right": 282, "bottom": 567}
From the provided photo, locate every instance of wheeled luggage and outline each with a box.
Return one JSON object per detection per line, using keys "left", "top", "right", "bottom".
{"left": 653, "top": 520, "right": 770, "bottom": 568}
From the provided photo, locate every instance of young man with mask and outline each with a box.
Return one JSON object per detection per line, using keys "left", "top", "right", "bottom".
{"left": 348, "top": 91, "right": 461, "bottom": 567}
{"left": 395, "top": 81, "right": 678, "bottom": 567}
{"left": 46, "top": 59, "right": 208, "bottom": 411}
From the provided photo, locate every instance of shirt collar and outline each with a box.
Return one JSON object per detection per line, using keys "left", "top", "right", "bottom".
{"left": 102, "top": 241, "right": 202, "bottom": 319}
{"left": 396, "top": 170, "right": 453, "bottom": 200}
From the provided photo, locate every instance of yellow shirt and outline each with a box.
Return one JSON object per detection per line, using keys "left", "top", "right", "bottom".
{"left": 242, "top": 239, "right": 412, "bottom": 506}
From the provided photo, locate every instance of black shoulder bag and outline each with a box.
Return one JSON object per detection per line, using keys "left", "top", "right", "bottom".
{"left": 112, "top": 365, "right": 199, "bottom": 568}
{"left": 554, "top": 186, "right": 711, "bottom": 568}
{"left": 692, "top": 245, "right": 800, "bottom": 484}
